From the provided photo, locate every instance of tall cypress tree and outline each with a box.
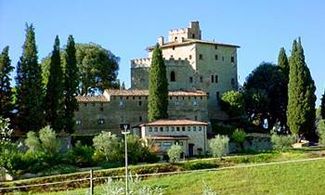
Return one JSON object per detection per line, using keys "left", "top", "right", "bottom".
{"left": 148, "top": 44, "right": 168, "bottom": 121}
{"left": 277, "top": 47, "right": 289, "bottom": 129}
{"left": 321, "top": 90, "right": 325, "bottom": 120}
{"left": 45, "top": 36, "right": 64, "bottom": 132}
{"left": 0, "top": 46, "right": 14, "bottom": 119}
{"left": 287, "top": 39, "right": 316, "bottom": 140}
{"left": 64, "top": 35, "right": 79, "bottom": 133}
{"left": 15, "top": 24, "right": 44, "bottom": 132}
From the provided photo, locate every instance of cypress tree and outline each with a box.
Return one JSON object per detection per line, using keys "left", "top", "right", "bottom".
{"left": 148, "top": 44, "right": 168, "bottom": 121}
{"left": 321, "top": 90, "right": 325, "bottom": 119}
{"left": 0, "top": 46, "right": 14, "bottom": 119}
{"left": 15, "top": 24, "right": 44, "bottom": 132}
{"left": 277, "top": 47, "right": 289, "bottom": 129}
{"left": 64, "top": 35, "right": 79, "bottom": 133}
{"left": 287, "top": 39, "right": 316, "bottom": 140}
{"left": 45, "top": 36, "right": 64, "bottom": 132}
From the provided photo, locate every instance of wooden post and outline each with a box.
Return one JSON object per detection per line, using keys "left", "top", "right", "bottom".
{"left": 90, "top": 169, "right": 93, "bottom": 195}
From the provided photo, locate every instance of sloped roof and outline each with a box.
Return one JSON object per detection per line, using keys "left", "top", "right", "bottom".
{"left": 75, "top": 95, "right": 108, "bottom": 102}
{"left": 104, "top": 89, "right": 207, "bottom": 97}
{"left": 140, "top": 119, "right": 208, "bottom": 127}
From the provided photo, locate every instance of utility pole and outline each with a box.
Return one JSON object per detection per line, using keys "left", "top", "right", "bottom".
{"left": 121, "top": 124, "right": 130, "bottom": 195}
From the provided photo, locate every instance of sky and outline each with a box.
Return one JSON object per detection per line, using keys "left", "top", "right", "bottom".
{"left": 1, "top": 0, "right": 325, "bottom": 105}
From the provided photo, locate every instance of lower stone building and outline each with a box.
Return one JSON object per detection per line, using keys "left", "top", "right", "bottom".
{"left": 140, "top": 119, "right": 208, "bottom": 157}
{"left": 75, "top": 89, "right": 208, "bottom": 136}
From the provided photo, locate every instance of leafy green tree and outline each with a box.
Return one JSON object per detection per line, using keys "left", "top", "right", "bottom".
{"left": 45, "top": 36, "right": 64, "bottom": 132}
{"left": 244, "top": 62, "right": 286, "bottom": 129}
{"left": 220, "top": 90, "right": 245, "bottom": 118}
{"left": 64, "top": 35, "right": 79, "bottom": 133}
{"left": 277, "top": 48, "right": 289, "bottom": 128}
{"left": 317, "top": 120, "right": 325, "bottom": 145}
{"left": 231, "top": 128, "right": 246, "bottom": 151}
{"left": 0, "top": 46, "right": 14, "bottom": 119}
{"left": 209, "top": 135, "right": 229, "bottom": 159}
{"left": 76, "top": 43, "right": 119, "bottom": 95}
{"left": 15, "top": 24, "right": 44, "bottom": 132}
{"left": 167, "top": 144, "right": 183, "bottom": 163}
{"left": 148, "top": 44, "right": 168, "bottom": 121}
{"left": 93, "top": 131, "right": 121, "bottom": 162}
{"left": 287, "top": 39, "right": 316, "bottom": 140}
{"left": 320, "top": 90, "right": 325, "bottom": 120}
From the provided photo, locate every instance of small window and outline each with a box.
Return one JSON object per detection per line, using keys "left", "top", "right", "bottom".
{"left": 100, "top": 106, "right": 104, "bottom": 111}
{"left": 166, "top": 127, "right": 169, "bottom": 132}
{"left": 222, "top": 56, "right": 224, "bottom": 61}
{"left": 149, "top": 127, "right": 152, "bottom": 132}
{"left": 174, "top": 37, "right": 177, "bottom": 41}
{"left": 207, "top": 92, "right": 209, "bottom": 99}
{"left": 192, "top": 34, "right": 195, "bottom": 38}
{"left": 119, "top": 101, "right": 124, "bottom": 107}
{"left": 215, "top": 75, "right": 218, "bottom": 83}
{"left": 231, "top": 78, "right": 235, "bottom": 86}
{"left": 169, "top": 96, "right": 172, "bottom": 100}
{"left": 172, "top": 46, "right": 175, "bottom": 50}
{"left": 126, "top": 96, "right": 129, "bottom": 100}
{"left": 200, "top": 76, "right": 203, "bottom": 82}
{"left": 216, "top": 91, "right": 220, "bottom": 100}
{"left": 187, "top": 126, "right": 191, "bottom": 131}
{"left": 182, "top": 127, "right": 185, "bottom": 131}
{"left": 189, "top": 77, "right": 193, "bottom": 83}
{"left": 76, "top": 120, "right": 81, "bottom": 125}
{"left": 231, "top": 56, "right": 235, "bottom": 63}
{"left": 199, "top": 126, "right": 202, "bottom": 131}
{"left": 132, "top": 96, "right": 135, "bottom": 100}
{"left": 189, "top": 55, "right": 192, "bottom": 59}
{"left": 120, "top": 96, "right": 123, "bottom": 100}
{"left": 171, "top": 127, "right": 175, "bottom": 131}
{"left": 98, "top": 118, "right": 105, "bottom": 125}
{"left": 139, "top": 116, "right": 142, "bottom": 122}
{"left": 195, "top": 116, "right": 198, "bottom": 120}
{"left": 138, "top": 96, "right": 141, "bottom": 100}
{"left": 138, "top": 101, "right": 142, "bottom": 106}
{"left": 193, "top": 100, "right": 198, "bottom": 106}
{"left": 160, "top": 127, "right": 163, "bottom": 132}
{"left": 154, "top": 127, "right": 158, "bottom": 132}
{"left": 193, "top": 126, "right": 197, "bottom": 131}
{"left": 215, "top": 45, "right": 218, "bottom": 49}
{"left": 176, "top": 127, "right": 180, "bottom": 131}
{"left": 163, "top": 142, "right": 172, "bottom": 147}
{"left": 211, "top": 75, "right": 214, "bottom": 83}
{"left": 84, "top": 103, "right": 87, "bottom": 107}
{"left": 199, "top": 54, "right": 203, "bottom": 60}
{"left": 170, "top": 71, "right": 176, "bottom": 82}
{"left": 215, "top": 55, "right": 218, "bottom": 60}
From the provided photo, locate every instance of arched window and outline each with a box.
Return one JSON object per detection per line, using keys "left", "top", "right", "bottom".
{"left": 170, "top": 71, "right": 176, "bottom": 82}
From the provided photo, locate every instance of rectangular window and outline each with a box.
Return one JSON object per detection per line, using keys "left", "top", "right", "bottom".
{"left": 199, "top": 54, "right": 203, "bottom": 60}
{"left": 189, "top": 77, "right": 193, "bottom": 83}
{"left": 160, "top": 127, "right": 164, "bottom": 132}
{"left": 231, "top": 56, "right": 235, "bottom": 63}
{"left": 231, "top": 78, "right": 235, "bottom": 86}
{"left": 154, "top": 127, "right": 158, "bottom": 132}
{"left": 193, "top": 126, "right": 197, "bottom": 131}
{"left": 100, "top": 106, "right": 104, "bottom": 111}
{"left": 182, "top": 127, "right": 185, "bottom": 131}
{"left": 207, "top": 92, "right": 209, "bottom": 99}
{"left": 211, "top": 75, "right": 214, "bottom": 83}
{"left": 215, "top": 55, "right": 218, "bottom": 60}
{"left": 138, "top": 101, "right": 142, "bottom": 106}
{"left": 215, "top": 45, "right": 218, "bottom": 49}
{"left": 200, "top": 76, "right": 203, "bottom": 82}
{"left": 189, "top": 55, "right": 192, "bottom": 60}
{"left": 149, "top": 127, "right": 152, "bottom": 132}
{"left": 139, "top": 116, "right": 142, "bottom": 122}
{"left": 216, "top": 91, "right": 220, "bottom": 100}
{"left": 176, "top": 127, "right": 180, "bottom": 131}
{"left": 215, "top": 75, "right": 218, "bottom": 83}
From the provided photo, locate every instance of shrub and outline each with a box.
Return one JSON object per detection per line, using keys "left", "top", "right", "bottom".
{"left": 167, "top": 144, "right": 183, "bottom": 163}
{"left": 63, "top": 141, "right": 94, "bottom": 167}
{"left": 317, "top": 120, "right": 325, "bottom": 145}
{"left": 209, "top": 135, "right": 229, "bottom": 158}
{"left": 271, "top": 134, "right": 296, "bottom": 151}
{"left": 93, "top": 131, "right": 121, "bottom": 163}
{"left": 182, "top": 161, "right": 218, "bottom": 170}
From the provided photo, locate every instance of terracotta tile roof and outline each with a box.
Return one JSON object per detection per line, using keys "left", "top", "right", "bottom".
{"left": 146, "top": 135, "right": 189, "bottom": 140}
{"left": 141, "top": 119, "right": 208, "bottom": 127}
{"left": 75, "top": 95, "right": 108, "bottom": 102}
{"left": 104, "top": 89, "right": 206, "bottom": 97}
{"left": 147, "top": 39, "right": 240, "bottom": 50}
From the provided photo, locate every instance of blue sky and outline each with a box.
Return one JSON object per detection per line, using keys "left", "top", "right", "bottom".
{"left": 1, "top": 0, "right": 325, "bottom": 105}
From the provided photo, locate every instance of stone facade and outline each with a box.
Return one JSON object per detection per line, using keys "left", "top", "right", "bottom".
{"left": 131, "top": 21, "right": 239, "bottom": 120}
{"left": 75, "top": 90, "right": 208, "bottom": 135}
{"left": 140, "top": 119, "right": 208, "bottom": 157}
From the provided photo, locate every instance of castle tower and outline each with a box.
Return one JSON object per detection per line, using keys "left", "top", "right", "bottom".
{"left": 131, "top": 21, "right": 239, "bottom": 120}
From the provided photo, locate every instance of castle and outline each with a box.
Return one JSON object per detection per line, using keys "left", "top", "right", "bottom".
{"left": 74, "top": 21, "right": 239, "bottom": 137}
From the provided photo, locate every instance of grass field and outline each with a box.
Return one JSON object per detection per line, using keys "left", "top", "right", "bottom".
{"left": 33, "top": 157, "right": 325, "bottom": 195}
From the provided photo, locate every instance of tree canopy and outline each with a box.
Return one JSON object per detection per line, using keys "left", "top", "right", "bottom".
{"left": 148, "top": 44, "right": 168, "bottom": 121}
{"left": 220, "top": 90, "right": 245, "bottom": 118}
{"left": 15, "top": 24, "right": 44, "bottom": 132}
{"left": 320, "top": 90, "right": 325, "bottom": 120}
{"left": 244, "top": 62, "right": 287, "bottom": 130}
{"left": 287, "top": 39, "right": 316, "bottom": 140}
{"left": 0, "top": 46, "right": 14, "bottom": 119}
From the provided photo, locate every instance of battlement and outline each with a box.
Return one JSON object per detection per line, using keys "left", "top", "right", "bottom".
{"left": 168, "top": 21, "right": 201, "bottom": 43}
{"left": 131, "top": 58, "right": 151, "bottom": 68}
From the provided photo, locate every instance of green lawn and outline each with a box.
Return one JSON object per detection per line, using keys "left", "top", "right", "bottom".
{"left": 142, "top": 158, "right": 325, "bottom": 195}
{"left": 33, "top": 158, "right": 325, "bottom": 195}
